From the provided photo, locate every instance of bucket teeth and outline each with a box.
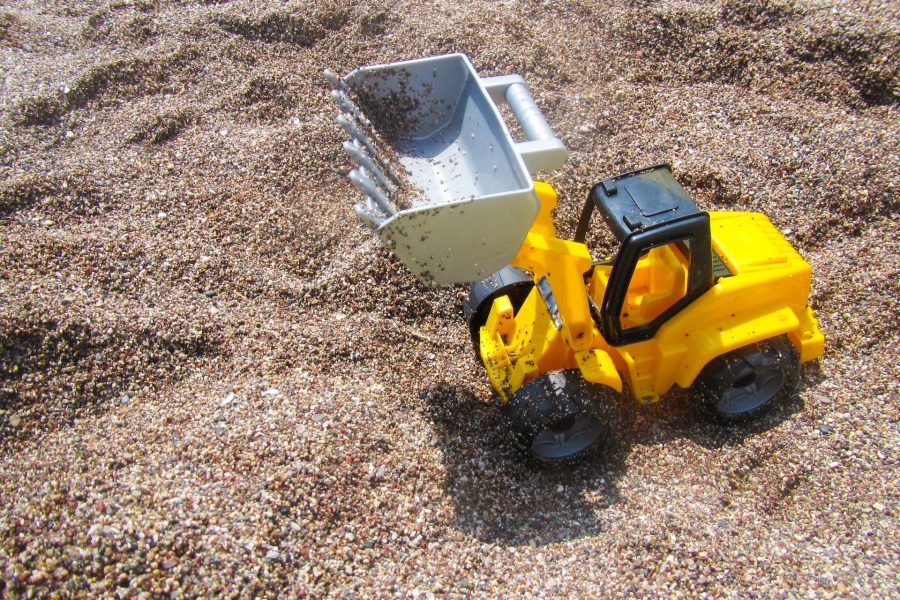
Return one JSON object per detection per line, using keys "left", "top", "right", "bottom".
{"left": 336, "top": 114, "right": 402, "bottom": 186}
{"left": 348, "top": 168, "right": 397, "bottom": 219}
{"left": 323, "top": 68, "right": 347, "bottom": 93}
{"left": 342, "top": 141, "right": 395, "bottom": 194}
{"left": 327, "top": 68, "right": 407, "bottom": 230}
{"left": 330, "top": 89, "right": 371, "bottom": 129}
{"left": 354, "top": 203, "right": 382, "bottom": 229}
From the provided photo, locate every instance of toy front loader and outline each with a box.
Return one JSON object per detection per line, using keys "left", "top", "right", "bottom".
{"left": 327, "top": 54, "right": 824, "bottom": 463}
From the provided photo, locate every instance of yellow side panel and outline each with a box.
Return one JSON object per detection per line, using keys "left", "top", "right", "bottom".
{"left": 616, "top": 212, "right": 824, "bottom": 401}
{"left": 575, "top": 349, "right": 622, "bottom": 393}
{"left": 659, "top": 212, "right": 820, "bottom": 392}
{"left": 791, "top": 307, "right": 826, "bottom": 362}
{"left": 479, "top": 289, "right": 561, "bottom": 401}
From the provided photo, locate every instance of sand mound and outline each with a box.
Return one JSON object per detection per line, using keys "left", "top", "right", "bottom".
{"left": 1, "top": 0, "right": 897, "bottom": 596}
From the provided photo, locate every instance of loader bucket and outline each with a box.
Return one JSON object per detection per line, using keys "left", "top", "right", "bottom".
{"left": 327, "top": 53, "right": 568, "bottom": 286}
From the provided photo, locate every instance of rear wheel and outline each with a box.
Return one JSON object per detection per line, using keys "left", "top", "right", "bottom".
{"left": 694, "top": 336, "right": 799, "bottom": 421}
{"left": 464, "top": 267, "right": 533, "bottom": 354}
{"left": 504, "top": 370, "right": 608, "bottom": 464}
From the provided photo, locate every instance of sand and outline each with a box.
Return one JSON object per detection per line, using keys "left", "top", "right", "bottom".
{"left": 1, "top": 0, "right": 897, "bottom": 596}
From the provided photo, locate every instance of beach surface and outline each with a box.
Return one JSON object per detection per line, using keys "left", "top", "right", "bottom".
{"left": 1, "top": 0, "right": 897, "bottom": 596}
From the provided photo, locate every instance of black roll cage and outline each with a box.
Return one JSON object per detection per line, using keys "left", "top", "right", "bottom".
{"left": 575, "top": 188, "right": 715, "bottom": 347}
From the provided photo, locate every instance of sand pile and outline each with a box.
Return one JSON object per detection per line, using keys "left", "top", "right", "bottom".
{"left": 1, "top": 0, "right": 897, "bottom": 596}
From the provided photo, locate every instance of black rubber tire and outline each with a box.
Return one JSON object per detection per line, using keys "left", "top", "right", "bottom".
{"left": 694, "top": 336, "right": 800, "bottom": 422}
{"left": 464, "top": 267, "right": 534, "bottom": 354}
{"left": 503, "top": 370, "right": 608, "bottom": 464}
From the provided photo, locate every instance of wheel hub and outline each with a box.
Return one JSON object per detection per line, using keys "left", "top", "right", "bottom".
{"left": 532, "top": 414, "right": 603, "bottom": 461}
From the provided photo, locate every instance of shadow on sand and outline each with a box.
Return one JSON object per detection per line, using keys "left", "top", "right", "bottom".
{"left": 419, "top": 376, "right": 805, "bottom": 547}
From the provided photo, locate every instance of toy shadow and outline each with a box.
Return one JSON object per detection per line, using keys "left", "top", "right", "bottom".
{"left": 419, "top": 375, "right": 805, "bottom": 547}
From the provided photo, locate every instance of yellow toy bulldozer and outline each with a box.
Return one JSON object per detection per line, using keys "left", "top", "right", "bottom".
{"left": 327, "top": 54, "right": 825, "bottom": 463}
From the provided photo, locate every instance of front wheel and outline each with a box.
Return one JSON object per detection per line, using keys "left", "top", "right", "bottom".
{"left": 694, "top": 336, "right": 800, "bottom": 422}
{"left": 464, "top": 267, "right": 533, "bottom": 355}
{"left": 504, "top": 370, "right": 609, "bottom": 464}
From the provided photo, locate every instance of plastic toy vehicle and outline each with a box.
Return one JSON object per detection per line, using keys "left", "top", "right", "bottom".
{"left": 327, "top": 54, "right": 825, "bottom": 463}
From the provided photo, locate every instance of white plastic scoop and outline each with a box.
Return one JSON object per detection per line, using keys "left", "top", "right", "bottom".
{"left": 327, "top": 53, "right": 568, "bottom": 286}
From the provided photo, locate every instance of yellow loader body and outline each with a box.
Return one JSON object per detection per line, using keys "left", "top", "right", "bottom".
{"left": 479, "top": 183, "right": 825, "bottom": 404}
